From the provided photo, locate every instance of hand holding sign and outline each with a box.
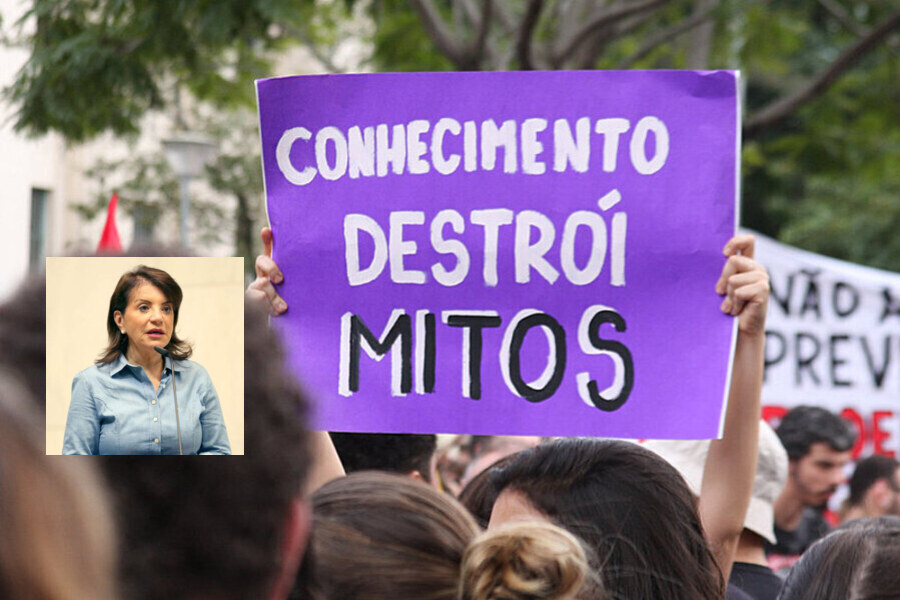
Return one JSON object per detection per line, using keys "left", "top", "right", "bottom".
{"left": 246, "top": 227, "right": 288, "bottom": 316}
{"left": 716, "top": 234, "right": 770, "bottom": 336}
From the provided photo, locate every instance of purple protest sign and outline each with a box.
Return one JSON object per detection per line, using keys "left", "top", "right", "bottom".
{"left": 257, "top": 70, "right": 739, "bottom": 439}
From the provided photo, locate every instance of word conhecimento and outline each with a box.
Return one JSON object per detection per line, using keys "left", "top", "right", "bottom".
{"left": 276, "top": 116, "right": 669, "bottom": 185}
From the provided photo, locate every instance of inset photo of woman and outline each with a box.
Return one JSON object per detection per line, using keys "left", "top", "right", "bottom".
{"left": 46, "top": 257, "right": 244, "bottom": 455}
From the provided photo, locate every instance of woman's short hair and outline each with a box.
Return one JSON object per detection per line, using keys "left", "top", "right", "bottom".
{"left": 98, "top": 265, "right": 192, "bottom": 364}
{"left": 490, "top": 437, "right": 724, "bottom": 600}
{"left": 294, "top": 471, "right": 596, "bottom": 600}
{"left": 0, "top": 372, "right": 115, "bottom": 600}
{"left": 777, "top": 516, "right": 900, "bottom": 600}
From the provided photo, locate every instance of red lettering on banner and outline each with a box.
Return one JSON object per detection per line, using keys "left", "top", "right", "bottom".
{"left": 840, "top": 408, "right": 865, "bottom": 459}
{"left": 762, "top": 405, "right": 788, "bottom": 428}
{"left": 872, "top": 411, "right": 895, "bottom": 457}
{"left": 763, "top": 405, "right": 895, "bottom": 459}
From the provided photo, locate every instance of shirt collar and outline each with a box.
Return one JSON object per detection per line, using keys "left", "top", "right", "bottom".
{"left": 110, "top": 352, "right": 183, "bottom": 376}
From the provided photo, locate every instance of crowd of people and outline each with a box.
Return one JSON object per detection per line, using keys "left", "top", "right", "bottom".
{"left": 1, "top": 231, "right": 899, "bottom": 600}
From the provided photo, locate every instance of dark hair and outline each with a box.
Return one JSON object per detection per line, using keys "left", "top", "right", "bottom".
{"left": 0, "top": 275, "right": 46, "bottom": 408}
{"left": 458, "top": 453, "right": 514, "bottom": 529}
{"left": 775, "top": 406, "right": 856, "bottom": 460}
{"left": 97, "top": 265, "right": 192, "bottom": 364}
{"left": 329, "top": 433, "right": 437, "bottom": 482}
{"left": 848, "top": 455, "right": 900, "bottom": 505}
{"left": 777, "top": 516, "right": 900, "bottom": 600}
{"left": 0, "top": 371, "right": 116, "bottom": 600}
{"left": 490, "top": 438, "right": 724, "bottom": 600}
{"left": 294, "top": 472, "right": 596, "bottom": 600}
{"left": 99, "top": 304, "right": 311, "bottom": 600}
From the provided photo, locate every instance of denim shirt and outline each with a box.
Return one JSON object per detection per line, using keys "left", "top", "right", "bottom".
{"left": 62, "top": 354, "right": 231, "bottom": 455}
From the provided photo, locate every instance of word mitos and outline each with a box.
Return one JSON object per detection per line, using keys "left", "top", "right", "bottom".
{"left": 339, "top": 305, "right": 634, "bottom": 411}
{"left": 275, "top": 115, "right": 669, "bottom": 185}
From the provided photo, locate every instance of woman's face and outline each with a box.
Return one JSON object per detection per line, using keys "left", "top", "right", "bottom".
{"left": 114, "top": 282, "right": 174, "bottom": 356}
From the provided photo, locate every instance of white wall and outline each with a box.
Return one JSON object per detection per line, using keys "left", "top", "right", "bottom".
{"left": 0, "top": 0, "right": 68, "bottom": 299}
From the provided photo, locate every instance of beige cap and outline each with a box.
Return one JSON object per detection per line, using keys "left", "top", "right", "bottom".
{"left": 642, "top": 420, "right": 788, "bottom": 544}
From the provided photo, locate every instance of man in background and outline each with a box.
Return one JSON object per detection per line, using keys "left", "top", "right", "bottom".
{"left": 840, "top": 455, "right": 900, "bottom": 522}
{"left": 766, "top": 406, "right": 856, "bottom": 570}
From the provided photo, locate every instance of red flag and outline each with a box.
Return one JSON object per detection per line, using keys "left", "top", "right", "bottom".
{"left": 96, "top": 193, "right": 123, "bottom": 254}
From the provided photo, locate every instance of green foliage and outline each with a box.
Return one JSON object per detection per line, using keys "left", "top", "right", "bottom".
{"left": 366, "top": 0, "right": 453, "bottom": 71}
{"left": 739, "top": 2, "right": 899, "bottom": 269}
{"left": 4, "top": 0, "right": 313, "bottom": 141}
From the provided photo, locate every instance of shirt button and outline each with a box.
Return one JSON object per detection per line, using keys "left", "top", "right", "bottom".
{"left": 154, "top": 438, "right": 159, "bottom": 444}
{"left": 161, "top": 383, "right": 166, "bottom": 388}
{"left": 153, "top": 417, "right": 158, "bottom": 422}
{"left": 152, "top": 400, "right": 157, "bottom": 405}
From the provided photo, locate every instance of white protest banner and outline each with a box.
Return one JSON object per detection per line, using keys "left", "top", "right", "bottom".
{"left": 754, "top": 231, "right": 900, "bottom": 457}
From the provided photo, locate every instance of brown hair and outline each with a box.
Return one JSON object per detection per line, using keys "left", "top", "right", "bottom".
{"left": 97, "top": 265, "right": 192, "bottom": 364}
{"left": 778, "top": 516, "right": 900, "bottom": 600}
{"left": 294, "top": 472, "right": 594, "bottom": 600}
{"left": 100, "top": 304, "right": 312, "bottom": 600}
{"left": 459, "top": 522, "right": 591, "bottom": 600}
{"left": 0, "top": 372, "right": 116, "bottom": 600}
{"left": 0, "top": 274, "right": 46, "bottom": 408}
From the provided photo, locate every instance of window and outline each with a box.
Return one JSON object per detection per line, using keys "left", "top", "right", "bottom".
{"left": 132, "top": 203, "right": 156, "bottom": 244}
{"left": 29, "top": 188, "right": 49, "bottom": 272}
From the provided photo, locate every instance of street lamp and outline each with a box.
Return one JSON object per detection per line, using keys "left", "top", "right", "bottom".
{"left": 162, "top": 132, "right": 217, "bottom": 249}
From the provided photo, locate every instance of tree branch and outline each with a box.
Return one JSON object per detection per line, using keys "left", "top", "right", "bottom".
{"left": 457, "top": 0, "right": 481, "bottom": 27}
{"left": 817, "top": 0, "right": 897, "bottom": 52}
{"left": 411, "top": 0, "right": 467, "bottom": 68}
{"left": 817, "top": 0, "right": 869, "bottom": 38}
{"left": 576, "top": 10, "right": 657, "bottom": 69}
{"left": 744, "top": 10, "right": 900, "bottom": 139}
{"left": 554, "top": 0, "right": 676, "bottom": 63}
{"left": 463, "top": 0, "right": 493, "bottom": 69}
{"left": 491, "top": 0, "right": 518, "bottom": 34}
{"left": 517, "top": 0, "right": 545, "bottom": 70}
{"left": 617, "top": 3, "right": 717, "bottom": 68}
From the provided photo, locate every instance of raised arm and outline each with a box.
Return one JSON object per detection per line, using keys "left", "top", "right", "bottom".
{"left": 701, "top": 234, "right": 769, "bottom": 581}
{"left": 246, "top": 227, "right": 288, "bottom": 316}
{"left": 245, "top": 227, "right": 345, "bottom": 491}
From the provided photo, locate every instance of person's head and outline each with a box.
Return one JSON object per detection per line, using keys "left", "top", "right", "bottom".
{"left": 460, "top": 435, "right": 542, "bottom": 488}
{"left": 846, "top": 455, "right": 900, "bottom": 518}
{"left": 777, "top": 516, "right": 900, "bottom": 600}
{"left": 0, "top": 274, "right": 46, "bottom": 408}
{"left": 458, "top": 453, "right": 515, "bottom": 530}
{"left": 459, "top": 522, "right": 591, "bottom": 600}
{"left": 295, "top": 471, "right": 594, "bottom": 600}
{"left": 776, "top": 406, "right": 856, "bottom": 507}
{"left": 99, "top": 265, "right": 191, "bottom": 364}
{"left": 329, "top": 432, "right": 437, "bottom": 483}
{"left": 99, "top": 304, "right": 312, "bottom": 600}
{"left": 644, "top": 420, "right": 789, "bottom": 545}
{"left": 489, "top": 438, "right": 723, "bottom": 600}
{"left": 0, "top": 372, "right": 115, "bottom": 600}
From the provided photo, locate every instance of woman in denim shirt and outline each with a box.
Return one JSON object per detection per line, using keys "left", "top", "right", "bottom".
{"left": 62, "top": 265, "right": 231, "bottom": 455}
